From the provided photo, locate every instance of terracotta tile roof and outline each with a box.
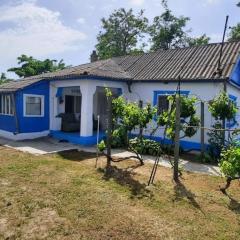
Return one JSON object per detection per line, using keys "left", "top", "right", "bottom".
{"left": 0, "top": 41, "right": 239, "bottom": 92}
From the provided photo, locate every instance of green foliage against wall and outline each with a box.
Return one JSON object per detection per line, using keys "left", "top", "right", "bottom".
{"left": 156, "top": 95, "right": 200, "bottom": 140}
{"left": 208, "top": 91, "right": 238, "bottom": 121}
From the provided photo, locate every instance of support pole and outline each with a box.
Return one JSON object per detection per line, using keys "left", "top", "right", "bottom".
{"left": 200, "top": 101, "right": 205, "bottom": 159}
{"left": 138, "top": 100, "right": 143, "bottom": 139}
{"left": 173, "top": 94, "right": 180, "bottom": 182}
{"left": 95, "top": 115, "right": 100, "bottom": 168}
{"left": 106, "top": 95, "right": 112, "bottom": 170}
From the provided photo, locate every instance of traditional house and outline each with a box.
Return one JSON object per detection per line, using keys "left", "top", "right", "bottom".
{"left": 0, "top": 41, "right": 240, "bottom": 150}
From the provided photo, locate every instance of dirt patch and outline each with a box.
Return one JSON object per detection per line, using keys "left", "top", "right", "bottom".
{"left": 22, "top": 208, "right": 71, "bottom": 239}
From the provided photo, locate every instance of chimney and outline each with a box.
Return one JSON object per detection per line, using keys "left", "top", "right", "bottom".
{"left": 90, "top": 50, "right": 98, "bottom": 63}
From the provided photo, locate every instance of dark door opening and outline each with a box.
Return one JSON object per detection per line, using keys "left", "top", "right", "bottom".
{"left": 65, "top": 95, "right": 75, "bottom": 113}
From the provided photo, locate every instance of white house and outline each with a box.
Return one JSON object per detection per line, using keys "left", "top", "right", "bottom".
{"left": 0, "top": 41, "right": 240, "bottom": 150}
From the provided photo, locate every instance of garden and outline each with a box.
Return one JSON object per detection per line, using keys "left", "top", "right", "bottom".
{"left": 98, "top": 89, "right": 240, "bottom": 193}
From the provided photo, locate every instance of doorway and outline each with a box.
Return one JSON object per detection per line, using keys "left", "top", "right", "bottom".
{"left": 65, "top": 95, "right": 81, "bottom": 114}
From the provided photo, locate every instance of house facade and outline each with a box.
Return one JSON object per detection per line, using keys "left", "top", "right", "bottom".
{"left": 0, "top": 41, "right": 240, "bottom": 150}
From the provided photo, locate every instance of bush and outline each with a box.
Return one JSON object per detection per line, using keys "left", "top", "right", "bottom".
{"left": 220, "top": 146, "right": 240, "bottom": 178}
{"left": 209, "top": 91, "right": 237, "bottom": 121}
{"left": 97, "top": 140, "right": 106, "bottom": 152}
{"left": 129, "top": 138, "right": 161, "bottom": 156}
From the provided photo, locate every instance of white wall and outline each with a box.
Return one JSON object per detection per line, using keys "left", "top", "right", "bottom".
{"left": 49, "top": 78, "right": 240, "bottom": 144}
{"left": 127, "top": 81, "right": 225, "bottom": 144}
{"left": 49, "top": 79, "right": 127, "bottom": 136}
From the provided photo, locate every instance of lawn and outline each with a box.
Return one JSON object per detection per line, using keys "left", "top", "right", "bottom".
{"left": 0, "top": 147, "right": 239, "bottom": 240}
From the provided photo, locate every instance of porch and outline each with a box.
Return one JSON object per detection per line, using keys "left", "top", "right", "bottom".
{"left": 50, "top": 81, "right": 123, "bottom": 145}
{"left": 49, "top": 130, "right": 106, "bottom": 146}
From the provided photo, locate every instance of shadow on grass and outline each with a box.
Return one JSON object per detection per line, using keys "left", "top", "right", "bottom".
{"left": 221, "top": 191, "right": 240, "bottom": 215}
{"left": 174, "top": 180, "right": 203, "bottom": 213}
{"left": 100, "top": 165, "right": 153, "bottom": 199}
{"left": 57, "top": 150, "right": 97, "bottom": 161}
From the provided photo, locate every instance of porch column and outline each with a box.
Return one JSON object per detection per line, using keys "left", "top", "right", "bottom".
{"left": 80, "top": 83, "right": 96, "bottom": 137}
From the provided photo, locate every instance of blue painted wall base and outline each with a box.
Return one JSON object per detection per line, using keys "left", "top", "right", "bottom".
{"left": 50, "top": 130, "right": 105, "bottom": 146}
{"left": 131, "top": 134, "right": 208, "bottom": 152}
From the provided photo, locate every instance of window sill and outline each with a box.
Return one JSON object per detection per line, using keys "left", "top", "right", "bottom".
{"left": 0, "top": 113, "right": 14, "bottom": 116}
{"left": 24, "top": 115, "right": 45, "bottom": 118}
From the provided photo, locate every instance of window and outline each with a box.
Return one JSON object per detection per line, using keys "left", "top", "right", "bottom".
{"left": 0, "top": 94, "right": 13, "bottom": 115}
{"left": 24, "top": 94, "right": 44, "bottom": 117}
{"left": 157, "top": 95, "right": 169, "bottom": 114}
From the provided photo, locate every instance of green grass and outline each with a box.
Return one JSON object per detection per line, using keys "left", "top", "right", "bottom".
{"left": 0, "top": 147, "right": 239, "bottom": 240}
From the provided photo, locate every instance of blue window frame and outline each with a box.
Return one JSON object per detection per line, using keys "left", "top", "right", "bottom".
{"left": 153, "top": 90, "right": 190, "bottom": 106}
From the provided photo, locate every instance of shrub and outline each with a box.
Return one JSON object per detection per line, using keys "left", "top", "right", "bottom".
{"left": 129, "top": 138, "right": 161, "bottom": 156}
{"left": 220, "top": 146, "right": 240, "bottom": 178}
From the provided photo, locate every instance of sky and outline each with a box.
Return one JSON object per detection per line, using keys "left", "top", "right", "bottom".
{"left": 0, "top": 0, "right": 239, "bottom": 79}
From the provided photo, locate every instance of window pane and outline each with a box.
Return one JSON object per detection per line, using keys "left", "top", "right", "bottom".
{"left": 26, "top": 96, "right": 42, "bottom": 115}
{"left": 26, "top": 97, "right": 41, "bottom": 104}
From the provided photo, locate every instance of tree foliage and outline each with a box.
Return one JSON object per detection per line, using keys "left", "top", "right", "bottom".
{"left": 96, "top": 8, "right": 148, "bottom": 59}
{"left": 219, "top": 144, "right": 240, "bottom": 193}
{"left": 156, "top": 95, "right": 200, "bottom": 140}
{"left": 8, "top": 55, "right": 68, "bottom": 78}
{"left": 0, "top": 73, "right": 12, "bottom": 85}
{"left": 208, "top": 91, "right": 238, "bottom": 121}
{"left": 111, "top": 95, "right": 156, "bottom": 147}
{"left": 148, "top": 1, "right": 190, "bottom": 50}
{"left": 220, "top": 146, "right": 240, "bottom": 178}
{"left": 186, "top": 34, "right": 210, "bottom": 47}
{"left": 228, "top": 23, "right": 240, "bottom": 41}
{"left": 208, "top": 92, "right": 238, "bottom": 161}
{"left": 98, "top": 89, "right": 157, "bottom": 164}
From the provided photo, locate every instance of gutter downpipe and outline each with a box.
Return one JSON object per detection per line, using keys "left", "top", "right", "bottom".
{"left": 127, "top": 80, "right": 133, "bottom": 93}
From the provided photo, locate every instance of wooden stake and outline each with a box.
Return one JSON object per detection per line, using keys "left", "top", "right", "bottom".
{"left": 173, "top": 94, "right": 180, "bottom": 182}
{"left": 200, "top": 101, "right": 205, "bottom": 159}
{"left": 106, "top": 95, "right": 112, "bottom": 170}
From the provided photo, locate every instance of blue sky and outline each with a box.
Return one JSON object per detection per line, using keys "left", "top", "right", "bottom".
{"left": 0, "top": 0, "right": 239, "bottom": 79}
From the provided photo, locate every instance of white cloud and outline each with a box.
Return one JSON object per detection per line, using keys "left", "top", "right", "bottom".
{"left": 0, "top": 1, "right": 87, "bottom": 67}
{"left": 77, "top": 17, "right": 86, "bottom": 24}
{"left": 129, "top": 0, "right": 145, "bottom": 6}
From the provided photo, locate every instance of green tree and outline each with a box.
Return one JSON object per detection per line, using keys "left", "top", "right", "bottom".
{"left": 0, "top": 73, "right": 11, "bottom": 85}
{"left": 8, "top": 55, "right": 68, "bottom": 78}
{"left": 186, "top": 34, "right": 210, "bottom": 47}
{"left": 96, "top": 8, "right": 148, "bottom": 59}
{"left": 148, "top": 1, "right": 190, "bottom": 50}
{"left": 228, "top": 23, "right": 240, "bottom": 41}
